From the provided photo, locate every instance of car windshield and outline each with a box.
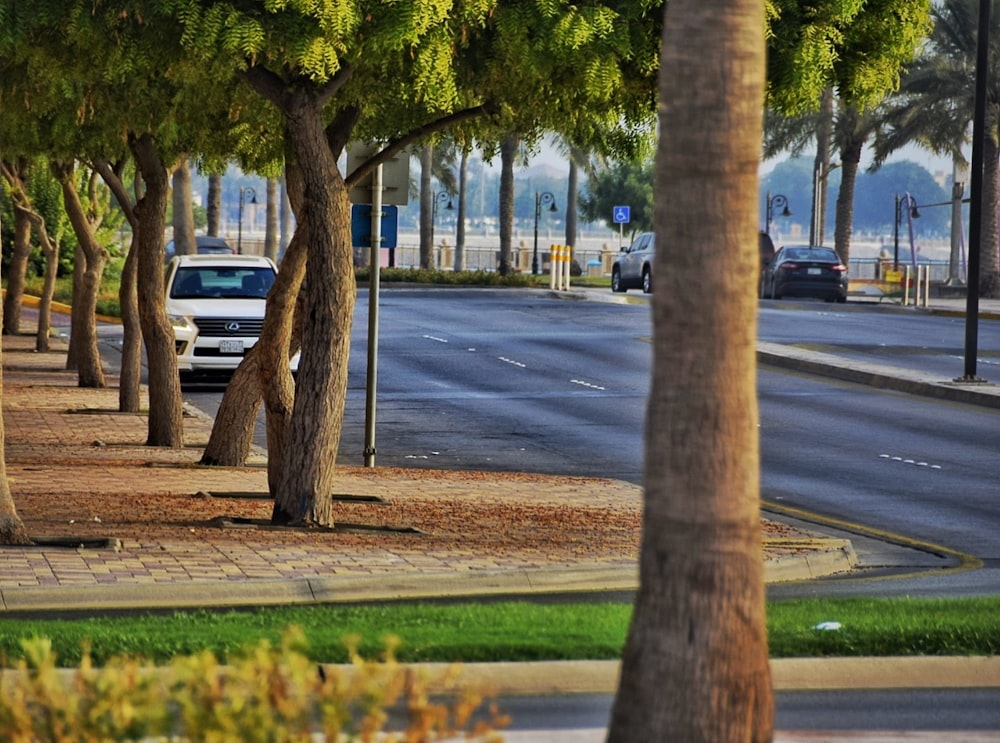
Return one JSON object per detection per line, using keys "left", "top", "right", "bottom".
{"left": 170, "top": 266, "right": 275, "bottom": 299}
{"left": 783, "top": 248, "right": 840, "bottom": 262}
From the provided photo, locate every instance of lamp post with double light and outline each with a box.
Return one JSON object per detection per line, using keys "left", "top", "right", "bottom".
{"left": 532, "top": 191, "right": 557, "bottom": 275}
{"left": 765, "top": 192, "right": 791, "bottom": 238}
{"left": 237, "top": 186, "right": 257, "bottom": 255}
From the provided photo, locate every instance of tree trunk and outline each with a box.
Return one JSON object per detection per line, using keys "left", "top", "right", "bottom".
{"left": 455, "top": 150, "right": 468, "bottom": 271}
{"left": 811, "top": 88, "right": 834, "bottom": 246}
{"left": 980, "top": 127, "right": 1000, "bottom": 298}
{"left": 35, "top": 225, "right": 58, "bottom": 354}
{"left": 271, "top": 92, "right": 355, "bottom": 527}
{"left": 565, "top": 158, "right": 579, "bottom": 257}
{"left": 3, "top": 206, "right": 32, "bottom": 336}
{"left": 0, "top": 261, "right": 32, "bottom": 546}
{"left": 834, "top": 133, "right": 864, "bottom": 267}
{"left": 207, "top": 174, "right": 222, "bottom": 236}
{"left": 172, "top": 161, "right": 196, "bottom": 255}
{"left": 419, "top": 144, "right": 434, "bottom": 269}
{"left": 200, "top": 342, "right": 264, "bottom": 466}
{"left": 55, "top": 163, "right": 108, "bottom": 388}
{"left": 498, "top": 134, "right": 517, "bottom": 275}
{"left": 66, "top": 245, "right": 84, "bottom": 371}
{"left": 130, "top": 133, "right": 185, "bottom": 447}
{"left": 118, "top": 238, "right": 142, "bottom": 413}
{"left": 607, "top": 0, "right": 773, "bottom": 738}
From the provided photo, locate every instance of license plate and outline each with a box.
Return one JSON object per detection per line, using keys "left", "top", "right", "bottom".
{"left": 219, "top": 339, "right": 244, "bottom": 354}
{"left": 807, "top": 267, "right": 822, "bottom": 275}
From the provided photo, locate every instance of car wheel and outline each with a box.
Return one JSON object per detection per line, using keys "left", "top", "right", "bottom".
{"left": 641, "top": 267, "right": 652, "bottom": 294}
{"left": 836, "top": 294, "right": 847, "bottom": 304}
{"left": 611, "top": 268, "right": 626, "bottom": 293}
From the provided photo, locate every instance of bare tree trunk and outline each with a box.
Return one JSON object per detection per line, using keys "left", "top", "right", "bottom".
{"left": 200, "top": 343, "right": 264, "bottom": 466}
{"left": 498, "top": 134, "right": 517, "bottom": 275}
{"left": 130, "top": 133, "right": 184, "bottom": 447}
{"left": 3, "top": 206, "right": 32, "bottom": 336}
{"left": 419, "top": 144, "right": 434, "bottom": 269}
{"left": 980, "top": 130, "right": 1000, "bottom": 298}
{"left": 608, "top": 0, "right": 773, "bottom": 738}
{"left": 0, "top": 253, "right": 32, "bottom": 546}
{"left": 834, "top": 130, "right": 864, "bottom": 267}
{"left": 118, "top": 240, "right": 142, "bottom": 413}
{"left": 207, "top": 174, "right": 222, "bottom": 236}
{"left": 66, "top": 245, "right": 84, "bottom": 371}
{"left": 55, "top": 163, "right": 108, "bottom": 388}
{"left": 270, "top": 91, "right": 355, "bottom": 527}
{"left": 172, "top": 161, "right": 196, "bottom": 255}
{"left": 35, "top": 223, "right": 58, "bottom": 354}
{"left": 454, "top": 150, "right": 468, "bottom": 272}
{"left": 811, "top": 88, "right": 834, "bottom": 246}
{"left": 565, "top": 158, "right": 579, "bottom": 260}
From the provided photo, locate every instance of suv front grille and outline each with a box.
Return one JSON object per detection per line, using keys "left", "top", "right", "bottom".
{"left": 193, "top": 317, "right": 264, "bottom": 337}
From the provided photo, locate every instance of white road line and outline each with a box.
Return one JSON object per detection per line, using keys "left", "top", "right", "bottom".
{"left": 498, "top": 357, "right": 526, "bottom": 368}
{"left": 423, "top": 335, "right": 448, "bottom": 343}
{"left": 879, "top": 454, "right": 943, "bottom": 470}
{"left": 570, "top": 379, "right": 606, "bottom": 391}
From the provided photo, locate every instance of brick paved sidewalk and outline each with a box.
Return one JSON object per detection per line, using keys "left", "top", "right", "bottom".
{"left": 0, "top": 330, "right": 648, "bottom": 601}
{"left": 0, "top": 327, "right": 851, "bottom": 612}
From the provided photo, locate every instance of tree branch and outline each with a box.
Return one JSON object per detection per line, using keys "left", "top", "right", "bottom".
{"left": 345, "top": 102, "right": 498, "bottom": 189}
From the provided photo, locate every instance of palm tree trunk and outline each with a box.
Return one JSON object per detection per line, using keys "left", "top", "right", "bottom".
{"left": 608, "top": 0, "right": 773, "bottom": 737}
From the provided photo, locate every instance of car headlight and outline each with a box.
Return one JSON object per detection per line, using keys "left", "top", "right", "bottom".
{"left": 168, "top": 315, "right": 194, "bottom": 331}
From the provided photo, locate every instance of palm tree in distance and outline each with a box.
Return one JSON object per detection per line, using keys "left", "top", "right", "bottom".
{"left": 763, "top": 98, "right": 884, "bottom": 266}
{"left": 873, "top": 0, "right": 1000, "bottom": 296}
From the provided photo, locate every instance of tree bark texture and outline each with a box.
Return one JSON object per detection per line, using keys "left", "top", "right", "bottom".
{"left": 980, "top": 128, "right": 1000, "bottom": 297}
{"left": 3, "top": 202, "right": 32, "bottom": 336}
{"left": 265, "top": 177, "right": 279, "bottom": 262}
{"left": 834, "top": 134, "right": 864, "bottom": 268}
{"left": 498, "top": 134, "right": 517, "bottom": 275}
{"left": 56, "top": 165, "right": 108, "bottom": 388}
{"left": 207, "top": 174, "right": 222, "bottom": 237}
{"left": 35, "top": 220, "right": 58, "bottom": 354}
{"left": 607, "top": 0, "right": 773, "bottom": 740}
{"left": 0, "top": 249, "right": 32, "bottom": 545}
{"left": 172, "top": 161, "right": 196, "bottom": 256}
{"left": 271, "top": 92, "right": 356, "bottom": 527}
{"left": 118, "top": 240, "right": 142, "bottom": 413}
{"left": 200, "top": 343, "right": 264, "bottom": 467}
{"left": 130, "top": 134, "right": 185, "bottom": 447}
{"left": 419, "top": 144, "right": 434, "bottom": 270}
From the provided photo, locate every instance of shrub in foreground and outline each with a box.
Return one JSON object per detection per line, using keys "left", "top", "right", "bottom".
{"left": 0, "top": 630, "right": 507, "bottom": 742}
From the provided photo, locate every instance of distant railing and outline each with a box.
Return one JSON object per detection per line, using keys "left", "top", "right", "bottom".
{"left": 848, "top": 257, "right": 955, "bottom": 283}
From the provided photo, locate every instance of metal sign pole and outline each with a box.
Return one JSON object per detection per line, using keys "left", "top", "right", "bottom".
{"left": 363, "top": 164, "right": 383, "bottom": 467}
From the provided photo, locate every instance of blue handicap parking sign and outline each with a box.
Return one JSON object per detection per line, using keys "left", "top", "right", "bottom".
{"left": 613, "top": 206, "right": 630, "bottom": 224}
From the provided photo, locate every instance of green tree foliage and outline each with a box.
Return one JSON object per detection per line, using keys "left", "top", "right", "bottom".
{"left": 766, "top": 0, "right": 932, "bottom": 114}
{"left": 578, "top": 158, "right": 654, "bottom": 239}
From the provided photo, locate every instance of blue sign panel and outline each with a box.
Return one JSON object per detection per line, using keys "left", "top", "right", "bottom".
{"left": 613, "top": 205, "right": 631, "bottom": 224}
{"left": 351, "top": 205, "right": 398, "bottom": 248}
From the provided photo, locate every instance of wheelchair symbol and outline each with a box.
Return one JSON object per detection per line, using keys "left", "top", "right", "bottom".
{"left": 613, "top": 206, "right": 630, "bottom": 224}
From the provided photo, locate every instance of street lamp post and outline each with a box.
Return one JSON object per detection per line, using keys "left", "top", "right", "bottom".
{"left": 892, "top": 193, "right": 920, "bottom": 271}
{"left": 532, "top": 191, "right": 557, "bottom": 275}
{"left": 238, "top": 186, "right": 257, "bottom": 255}
{"left": 765, "top": 192, "right": 791, "bottom": 237}
{"left": 431, "top": 191, "right": 454, "bottom": 256}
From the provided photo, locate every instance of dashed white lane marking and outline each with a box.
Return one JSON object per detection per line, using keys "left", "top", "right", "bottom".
{"left": 423, "top": 335, "right": 448, "bottom": 343}
{"left": 570, "top": 379, "right": 606, "bottom": 391}
{"left": 498, "top": 357, "right": 526, "bottom": 368}
{"left": 879, "top": 454, "right": 943, "bottom": 470}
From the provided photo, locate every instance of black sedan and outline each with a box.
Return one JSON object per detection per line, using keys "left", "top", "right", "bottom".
{"left": 760, "top": 245, "right": 848, "bottom": 303}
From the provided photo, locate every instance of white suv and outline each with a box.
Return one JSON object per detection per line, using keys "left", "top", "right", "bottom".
{"left": 165, "top": 254, "right": 284, "bottom": 385}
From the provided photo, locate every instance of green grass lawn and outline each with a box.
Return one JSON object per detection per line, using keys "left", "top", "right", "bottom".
{"left": 1, "top": 597, "right": 997, "bottom": 667}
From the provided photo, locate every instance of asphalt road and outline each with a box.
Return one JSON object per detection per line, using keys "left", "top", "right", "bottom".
{"left": 176, "top": 289, "right": 1000, "bottom": 596}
